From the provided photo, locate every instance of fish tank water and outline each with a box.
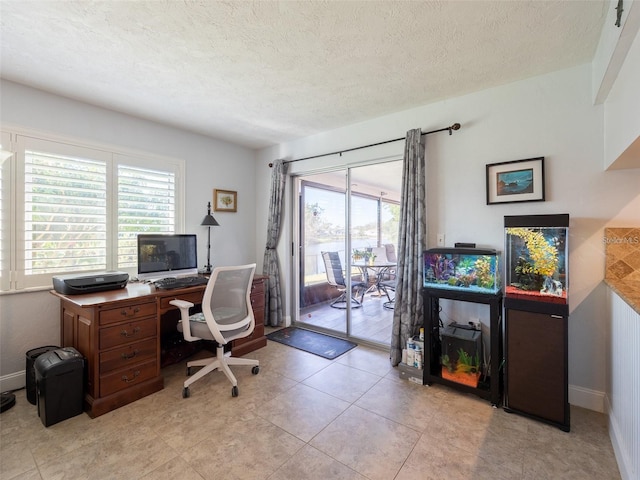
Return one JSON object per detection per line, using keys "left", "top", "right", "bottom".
{"left": 423, "top": 248, "right": 500, "bottom": 294}
{"left": 504, "top": 214, "right": 569, "bottom": 305}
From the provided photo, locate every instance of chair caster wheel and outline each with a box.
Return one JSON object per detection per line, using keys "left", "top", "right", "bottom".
{"left": 252, "top": 366, "right": 260, "bottom": 375}
{"left": 182, "top": 387, "right": 190, "bottom": 398}
{"left": 231, "top": 386, "right": 239, "bottom": 397}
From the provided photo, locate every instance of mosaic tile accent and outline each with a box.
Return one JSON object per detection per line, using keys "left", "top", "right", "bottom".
{"left": 605, "top": 228, "right": 640, "bottom": 313}
{"left": 605, "top": 228, "right": 640, "bottom": 280}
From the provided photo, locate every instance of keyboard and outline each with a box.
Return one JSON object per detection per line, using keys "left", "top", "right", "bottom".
{"left": 154, "top": 276, "right": 209, "bottom": 289}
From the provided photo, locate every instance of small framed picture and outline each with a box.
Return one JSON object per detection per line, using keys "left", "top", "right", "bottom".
{"left": 486, "top": 157, "right": 545, "bottom": 205}
{"left": 213, "top": 189, "right": 237, "bottom": 212}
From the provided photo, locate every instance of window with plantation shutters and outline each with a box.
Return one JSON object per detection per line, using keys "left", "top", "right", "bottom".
{"left": 117, "top": 163, "right": 176, "bottom": 269}
{"left": 4, "top": 132, "right": 183, "bottom": 291}
{"left": 25, "top": 150, "right": 108, "bottom": 275}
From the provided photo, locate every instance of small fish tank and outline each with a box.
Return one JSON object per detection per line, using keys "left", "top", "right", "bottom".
{"left": 423, "top": 248, "right": 500, "bottom": 294}
{"left": 504, "top": 214, "right": 569, "bottom": 305}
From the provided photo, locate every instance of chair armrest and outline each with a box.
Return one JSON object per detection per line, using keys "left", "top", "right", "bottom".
{"left": 169, "top": 299, "right": 198, "bottom": 342}
{"left": 169, "top": 299, "right": 195, "bottom": 310}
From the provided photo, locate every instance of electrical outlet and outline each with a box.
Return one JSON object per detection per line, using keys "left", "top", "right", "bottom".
{"left": 437, "top": 233, "right": 445, "bottom": 246}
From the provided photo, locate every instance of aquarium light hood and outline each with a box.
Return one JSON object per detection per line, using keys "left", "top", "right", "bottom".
{"left": 426, "top": 247, "right": 497, "bottom": 256}
{"left": 504, "top": 214, "right": 569, "bottom": 228}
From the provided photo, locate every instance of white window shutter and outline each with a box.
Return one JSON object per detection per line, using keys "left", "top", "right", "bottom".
{"left": 117, "top": 164, "right": 176, "bottom": 269}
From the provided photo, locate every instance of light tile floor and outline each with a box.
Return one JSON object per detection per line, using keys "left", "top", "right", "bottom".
{"left": 0, "top": 336, "right": 621, "bottom": 480}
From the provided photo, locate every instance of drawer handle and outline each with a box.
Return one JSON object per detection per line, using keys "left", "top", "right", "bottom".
{"left": 121, "top": 349, "right": 139, "bottom": 360}
{"left": 121, "top": 370, "right": 140, "bottom": 383}
{"left": 120, "top": 326, "right": 141, "bottom": 338}
{"left": 120, "top": 307, "right": 141, "bottom": 317}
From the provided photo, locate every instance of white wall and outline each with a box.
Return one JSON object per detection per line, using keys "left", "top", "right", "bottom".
{"left": 0, "top": 80, "right": 258, "bottom": 388}
{"left": 257, "top": 64, "right": 640, "bottom": 411}
{"left": 604, "top": 19, "right": 640, "bottom": 169}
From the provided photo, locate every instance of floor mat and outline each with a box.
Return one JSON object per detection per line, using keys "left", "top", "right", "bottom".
{"left": 266, "top": 327, "right": 357, "bottom": 359}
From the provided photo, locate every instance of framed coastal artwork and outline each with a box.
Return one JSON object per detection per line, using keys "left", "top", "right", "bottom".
{"left": 486, "top": 157, "right": 545, "bottom": 205}
{"left": 213, "top": 189, "right": 237, "bottom": 212}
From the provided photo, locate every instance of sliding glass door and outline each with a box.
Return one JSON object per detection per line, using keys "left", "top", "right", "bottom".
{"left": 297, "top": 170, "right": 348, "bottom": 335}
{"left": 294, "top": 160, "right": 402, "bottom": 346}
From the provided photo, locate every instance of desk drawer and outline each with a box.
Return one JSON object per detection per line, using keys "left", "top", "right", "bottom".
{"left": 100, "top": 359, "right": 157, "bottom": 397}
{"left": 99, "top": 302, "right": 156, "bottom": 326}
{"left": 251, "top": 279, "right": 265, "bottom": 296}
{"left": 100, "top": 337, "right": 157, "bottom": 374}
{"left": 252, "top": 307, "right": 264, "bottom": 325}
{"left": 250, "top": 293, "right": 264, "bottom": 310}
{"left": 100, "top": 317, "right": 157, "bottom": 350}
{"left": 234, "top": 324, "right": 264, "bottom": 347}
{"left": 159, "top": 291, "right": 203, "bottom": 310}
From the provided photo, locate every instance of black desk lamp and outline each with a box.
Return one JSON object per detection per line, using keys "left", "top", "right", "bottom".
{"left": 201, "top": 202, "right": 219, "bottom": 273}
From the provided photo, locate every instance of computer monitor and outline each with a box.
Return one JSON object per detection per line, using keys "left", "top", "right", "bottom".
{"left": 137, "top": 234, "right": 198, "bottom": 281}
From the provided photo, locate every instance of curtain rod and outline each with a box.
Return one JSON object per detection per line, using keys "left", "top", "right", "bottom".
{"left": 268, "top": 123, "right": 461, "bottom": 167}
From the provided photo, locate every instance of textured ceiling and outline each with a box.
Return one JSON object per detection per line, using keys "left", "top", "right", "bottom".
{"left": 0, "top": 1, "right": 609, "bottom": 149}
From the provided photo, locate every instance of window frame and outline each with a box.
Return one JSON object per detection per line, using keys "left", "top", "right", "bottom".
{"left": 1, "top": 127, "right": 185, "bottom": 292}
{"left": 0, "top": 131, "right": 14, "bottom": 292}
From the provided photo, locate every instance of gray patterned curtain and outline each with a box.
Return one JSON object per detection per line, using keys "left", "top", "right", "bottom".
{"left": 390, "top": 129, "right": 426, "bottom": 365}
{"left": 263, "top": 159, "right": 288, "bottom": 326}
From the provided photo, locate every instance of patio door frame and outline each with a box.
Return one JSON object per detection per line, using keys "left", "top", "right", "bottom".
{"left": 289, "top": 156, "right": 402, "bottom": 345}
{"left": 293, "top": 168, "right": 356, "bottom": 338}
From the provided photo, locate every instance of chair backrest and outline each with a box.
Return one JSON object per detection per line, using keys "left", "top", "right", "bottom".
{"left": 384, "top": 244, "right": 397, "bottom": 263}
{"left": 201, "top": 264, "right": 256, "bottom": 345}
{"left": 321, "top": 251, "right": 345, "bottom": 287}
{"left": 371, "top": 247, "right": 388, "bottom": 264}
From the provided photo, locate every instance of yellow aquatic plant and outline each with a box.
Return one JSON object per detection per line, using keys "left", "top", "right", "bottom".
{"left": 474, "top": 256, "right": 495, "bottom": 289}
{"left": 506, "top": 227, "right": 558, "bottom": 277}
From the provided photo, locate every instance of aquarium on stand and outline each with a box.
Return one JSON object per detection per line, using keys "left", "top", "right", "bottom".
{"left": 504, "top": 215, "right": 569, "bottom": 308}
{"left": 503, "top": 214, "right": 570, "bottom": 432}
{"left": 423, "top": 248, "right": 500, "bottom": 294}
{"left": 422, "top": 248, "right": 503, "bottom": 406}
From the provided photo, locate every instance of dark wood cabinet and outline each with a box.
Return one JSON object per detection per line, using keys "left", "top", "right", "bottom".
{"left": 504, "top": 301, "right": 569, "bottom": 431}
{"left": 53, "top": 275, "right": 268, "bottom": 417}
{"left": 502, "top": 213, "right": 570, "bottom": 431}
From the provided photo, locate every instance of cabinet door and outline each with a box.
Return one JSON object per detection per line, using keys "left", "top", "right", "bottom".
{"left": 505, "top": 308, "right": 568, "bottom": 427}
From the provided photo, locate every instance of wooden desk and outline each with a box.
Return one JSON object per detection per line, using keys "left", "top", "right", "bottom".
{"left": 51, "top": 275, "right": 267, "bottom": 417}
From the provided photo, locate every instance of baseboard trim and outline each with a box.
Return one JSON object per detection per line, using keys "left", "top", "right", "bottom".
{"left": 604, "top": 396, "right": 635, "bottom": 480}
{"left": 607, "top": 395, "right": 634, "bottom": 480}
{"left": 0, "top": 370, "right": 25, "bottom": 393}
{"left": 568, "top": 384, "right": 605, "bottom": 413}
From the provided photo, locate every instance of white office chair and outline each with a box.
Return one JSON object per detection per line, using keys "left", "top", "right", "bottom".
{"left": 169, "top": 264, "right": 259, "bottom": 398}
